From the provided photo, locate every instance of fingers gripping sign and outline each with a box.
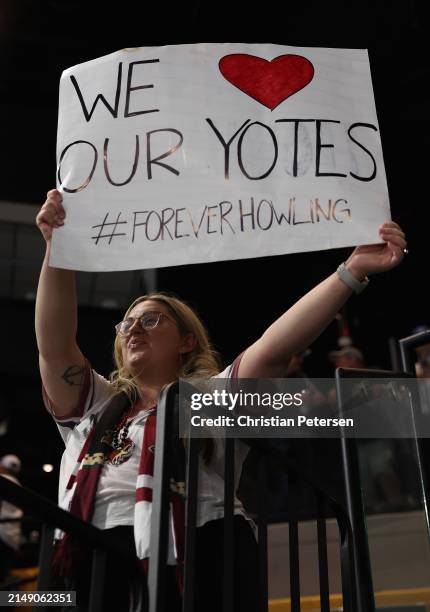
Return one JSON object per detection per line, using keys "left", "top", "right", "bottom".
{"left": 36, "top": 190, "right": 66, "bottom": 243}
{"left": 345, "top": 221, "right": 407, "bottom": 279}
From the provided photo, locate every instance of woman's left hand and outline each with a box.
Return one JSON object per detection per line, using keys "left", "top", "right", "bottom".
{"left": 345, "top": 221, "right": 407, "bottom": 279}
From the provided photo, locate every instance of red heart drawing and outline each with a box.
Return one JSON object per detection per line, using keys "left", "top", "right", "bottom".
{"left": 219, "top": 54, "right": 314, "bottom": 110}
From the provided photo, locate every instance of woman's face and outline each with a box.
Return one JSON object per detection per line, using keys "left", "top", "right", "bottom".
{"left": 119, "top": 300, "right": 193, "bottom": 380}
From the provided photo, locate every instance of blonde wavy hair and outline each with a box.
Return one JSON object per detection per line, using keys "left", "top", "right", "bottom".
{"left": 110, "top": 292, "right": 221, "bottom": 400}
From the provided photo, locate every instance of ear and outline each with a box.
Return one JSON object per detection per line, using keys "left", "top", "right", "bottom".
{"left": 179, "top": 332, "right": 197, "bottom": 355}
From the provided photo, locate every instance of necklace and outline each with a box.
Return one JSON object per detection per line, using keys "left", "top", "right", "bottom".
{"left": 107, "top": 409, "right": 136, "bottom": 466}
{"left": 106, "top": 406, "right": 156, "bottom": 466}
{"left": 111, "top": 414, "right": 132, "bottom": 450}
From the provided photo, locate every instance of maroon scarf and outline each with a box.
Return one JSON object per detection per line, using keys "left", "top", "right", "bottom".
{"left": 52, "top": 392, "right": 186, "bottom": 593}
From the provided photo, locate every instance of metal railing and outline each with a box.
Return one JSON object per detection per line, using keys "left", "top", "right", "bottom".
{"left": 0, "top": 476, "right": 139, "bottom": 611}
{"left": 149, "top": 380, "right": 382, "bottom": 612}
{"left": 2, "top": 362, "right": 428, "bottom": 611}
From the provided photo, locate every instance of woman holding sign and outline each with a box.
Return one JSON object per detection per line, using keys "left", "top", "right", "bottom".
{"left": 35, "top": 188, "right": 406, "bottom": 611}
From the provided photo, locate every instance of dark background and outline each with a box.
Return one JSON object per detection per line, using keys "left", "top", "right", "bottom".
{"left": 0, "top": 0, "right": 427, "bottom": 499}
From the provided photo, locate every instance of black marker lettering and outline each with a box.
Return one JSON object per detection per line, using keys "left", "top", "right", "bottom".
{"left": 206, "top": 118, "right": 251, "bottom": 179}
{"left": 237, "top": 122, "right": 278, "bottom": 180}
{"left": 104, "top": 135, "right": 139, "bottom": 186}
{"left": 315, "top": 120, "right": 347, "bottom": 178}
{"left": 70, "top": 63, "right": 123, "bottom": 122}
{"left": 57, "top": 140, "right": 98, "bottom": 193}
{"left": 275, "top": 119, "right": 315, "bottom": 176}
{"left": 125, "top": 60, "right": 160, "bottom": 118}
{"left": 348, "top": 123, "right": 377, "bottom": 181}
{"left": 146, "top": 129, "right": 183, "bottom": 179}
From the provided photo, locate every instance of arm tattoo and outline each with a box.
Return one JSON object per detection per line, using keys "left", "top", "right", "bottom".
{"left": 61, "top": 365, "right": 85, "bottom": 387}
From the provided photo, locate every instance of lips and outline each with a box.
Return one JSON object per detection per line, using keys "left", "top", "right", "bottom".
{"left": 128, "top": 338, "right": 148, "bottom": 350}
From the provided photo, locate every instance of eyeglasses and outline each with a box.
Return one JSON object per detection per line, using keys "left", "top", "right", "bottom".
{"left": 115, "top": 311, "right": 175, "bottom": 336}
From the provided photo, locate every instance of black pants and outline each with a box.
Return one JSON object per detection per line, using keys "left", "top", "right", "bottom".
{"left": 63, "top": 516, "right": 259, "bottom": 612}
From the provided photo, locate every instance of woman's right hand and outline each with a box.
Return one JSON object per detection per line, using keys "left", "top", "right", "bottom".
{"left": 36, "top": 189, "right": 65, "bottom": 242}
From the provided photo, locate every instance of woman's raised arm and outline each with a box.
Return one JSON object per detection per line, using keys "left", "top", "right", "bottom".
{"left": 238, "top": 222, "right": 407, "bottom": 378}
{"left": 35, "top": 189, "right": 87, "bottom": 417}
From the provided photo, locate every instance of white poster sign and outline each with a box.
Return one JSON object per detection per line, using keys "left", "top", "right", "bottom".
{"left": 52, "top": 43, "right": 389, "bottom": 271}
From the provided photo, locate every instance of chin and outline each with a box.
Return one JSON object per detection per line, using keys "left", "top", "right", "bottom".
{"left": 126, "top": 354, "right": 150, "bottom": 372}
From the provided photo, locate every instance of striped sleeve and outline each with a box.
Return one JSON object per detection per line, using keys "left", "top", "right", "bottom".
{"left": 230, "top": 351, "right": 245, "bottom": 379}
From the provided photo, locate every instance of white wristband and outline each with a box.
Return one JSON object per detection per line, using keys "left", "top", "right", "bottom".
{"left": 336, "top": 262, "right": 369, "bottom": 294}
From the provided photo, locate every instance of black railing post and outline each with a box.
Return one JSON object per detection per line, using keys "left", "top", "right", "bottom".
{"left": 148, "top": 382, "right": 178, "bottom": 612}
{"left": 336, "top": 368, "right": 376, "bottom": 612}
{"left": 183, "top": 432, "right": 200, "bottom": 612}
{"left": 340, "top": 436, "right": 374, "bottom": 611}
{"left": 36, "top": 523, "right": 55, "bottom": 591}
{"left": 288, "top": 471, "right": 301, "bottom": 612}
{"left": 257, "top": 456, "right": 269, "bottom": 612}
{"left": 316, "top": 492, "right": 330, "bottom": 612}
{"left": 223, "top": 437, "right": 235, "bottom": 612}
{"left": 336, "top": 510, "right": 357, "bottom": 612}
{"left": 88, "top": 548, "right": 108, "bottom": 612}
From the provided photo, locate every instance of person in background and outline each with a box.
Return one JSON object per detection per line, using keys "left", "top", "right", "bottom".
{"left": 326, "top": 345, "right": 365, "bottom": 408}
{"left": 0, "top": 454, "right": 23, "bottom": 584}
{"left": 329, "top": 346, "right": 365, "bottom": 370}
{"left": 412, "top": 325, "right": 430, "bottom": 381}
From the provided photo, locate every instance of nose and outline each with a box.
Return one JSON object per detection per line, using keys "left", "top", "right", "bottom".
{"left": 127, "top": 317, "right": 144, "bottom": 335}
